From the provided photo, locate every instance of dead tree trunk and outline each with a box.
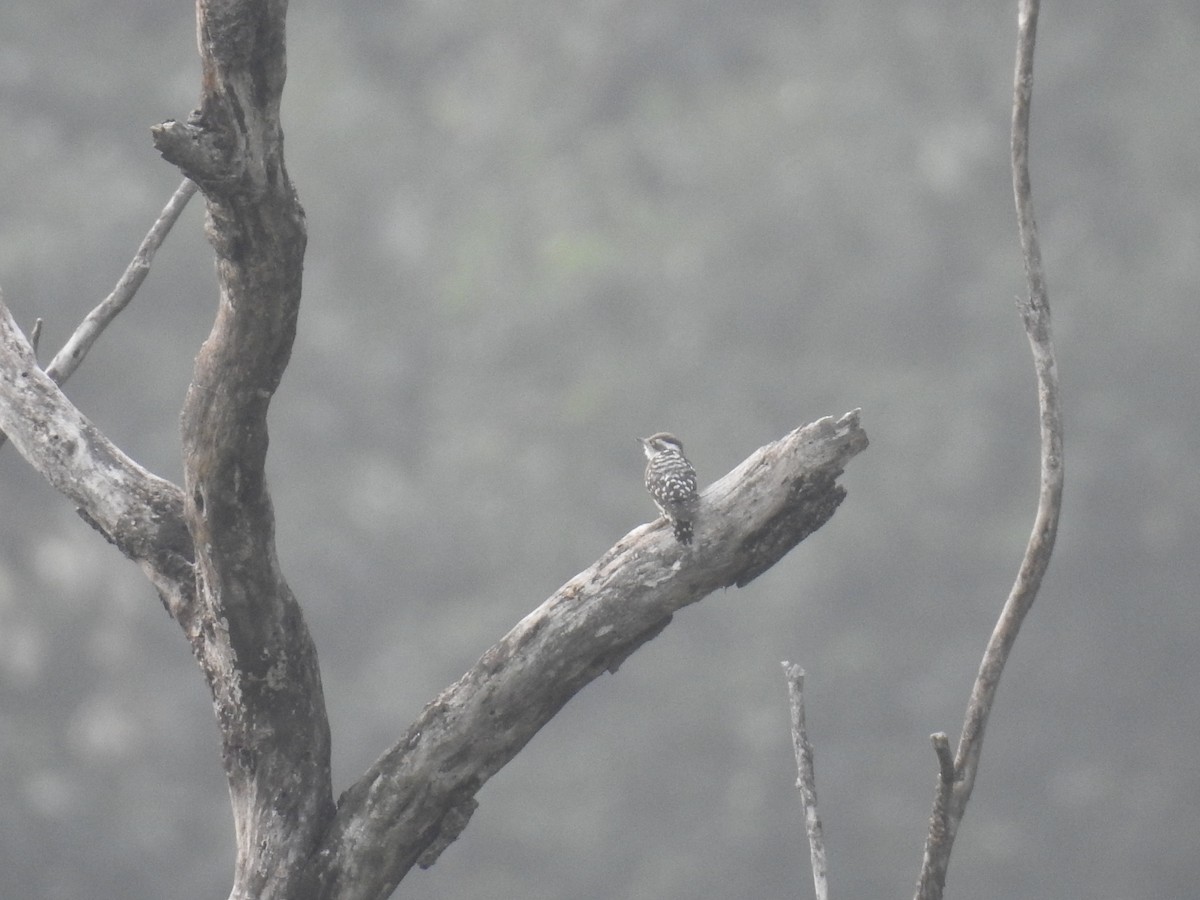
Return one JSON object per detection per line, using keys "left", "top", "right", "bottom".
{"left": 0, "top": 3, "right": 867, "bottom": 894}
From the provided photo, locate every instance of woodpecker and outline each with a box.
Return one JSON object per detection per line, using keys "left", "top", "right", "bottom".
{"left": 639, "top": 432, "right": 699, "bottom": 545}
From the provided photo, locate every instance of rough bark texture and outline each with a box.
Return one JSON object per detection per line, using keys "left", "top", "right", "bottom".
{"left": 152, "top": 1, "right": 335, "bottom": 896}
{"left": 300, "top": 411, "right": 868, "bottom": 899}
{"left": 0, "top": 0, "right": 871, "bottom": 896}
{"left": 3, "top": 306, "right": 867, "bottom": 897}
{"left": 0, "top": 301, "right": 194, "bottom": 612}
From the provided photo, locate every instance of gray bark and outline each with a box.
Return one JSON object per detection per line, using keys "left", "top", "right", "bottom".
{"left": 0, "top": 0, "right": 868, "bottom": 896}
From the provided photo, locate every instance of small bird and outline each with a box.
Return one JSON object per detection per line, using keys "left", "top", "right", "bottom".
{"left": 639, "top": 432, "right": 699, "bottom": 545}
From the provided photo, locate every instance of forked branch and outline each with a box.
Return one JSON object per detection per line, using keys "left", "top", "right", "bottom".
{"left": 0, "top": 1, "right": 871, "bottom": 896}
{"left": 914, "top": 1, "right": 1064, "bottom": 896}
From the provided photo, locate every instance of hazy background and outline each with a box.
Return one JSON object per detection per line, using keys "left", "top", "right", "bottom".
{"left": 2, "top": 1, "right": 1198, "bottom": 897}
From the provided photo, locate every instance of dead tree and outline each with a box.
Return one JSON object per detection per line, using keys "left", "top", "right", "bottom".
{"left": 0, "top": 1, "right": 866, "bottom": 897}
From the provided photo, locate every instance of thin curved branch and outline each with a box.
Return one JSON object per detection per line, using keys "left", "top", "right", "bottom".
{"left": 957, "top": 0, "right": 1062, "bottom": 774}
{"left": 301, "top": 413, "right": 868, "bottom": 900}
{"left": 0, "top": 179, "right": 197, "bottom": 451}
{"left": 46, "top": 178, "right": 199, "bottom": 384}
{"left": 914, "top": 1, "right": 1063, "bottom": 897}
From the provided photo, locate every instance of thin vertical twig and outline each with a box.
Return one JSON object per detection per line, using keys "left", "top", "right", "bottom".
{"left": 783, "top": 662, "right": 829, "bottom": 900}
{"left": 914, "top": 1, "right": 1064, "bottom": 897}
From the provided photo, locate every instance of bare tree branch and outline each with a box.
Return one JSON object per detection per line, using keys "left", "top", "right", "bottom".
{"left": 299, "top": 412, "right": 866, "bottom": 899}
{"left": 6, "top": 263, "right": 866, "bottom": 898}
{"left": 2, "top": 1, "right": 870, "bottom": 895}
{"left": 914, "top": 1, "right": 1064, "bottom": 897}
{"left": 0, "top": 293, "right": 194, "bottom": 614}
{"left": 47, "top": 178, "right": 199, "bottom": 384}
{"left": 783, "top": 663, "right": 829, "bottom": 900}
{"left": 930, "top": 732, "right": 955, "bottom": 786}
{"left": 0, "top": 179, "right": 197, "bottom": 451}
